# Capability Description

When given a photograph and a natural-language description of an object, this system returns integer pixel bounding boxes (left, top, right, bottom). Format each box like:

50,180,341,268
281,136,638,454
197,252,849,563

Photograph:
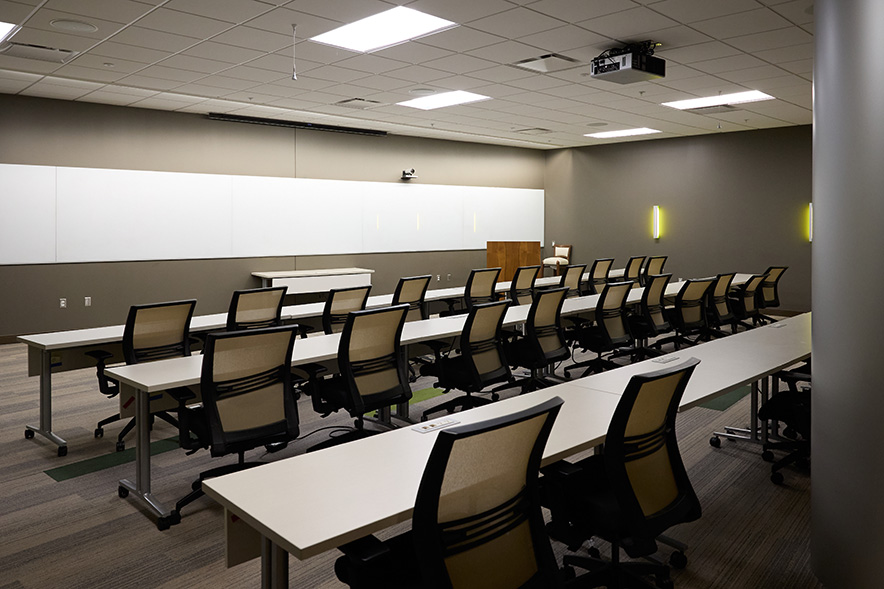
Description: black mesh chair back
630,273,672,338
595,281,634,348
465,267,501,311
559,264,587,298
200,325,300,457
672,279,714,333
642,255,668,286
588,258,614,294
730,273,767,327
322,285,372,334
459,299,512,389
708,273,736,325
760,266,788,308
604,358,702,551
392,275,432,321
527,287,570,365
412,397,564,588
510,265,540,306
226,287,287,331
624,256,646,286
338,304,411,416
123,300,197,364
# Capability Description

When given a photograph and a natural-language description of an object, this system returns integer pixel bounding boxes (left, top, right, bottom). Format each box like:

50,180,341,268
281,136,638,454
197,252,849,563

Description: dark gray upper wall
544,126,812,312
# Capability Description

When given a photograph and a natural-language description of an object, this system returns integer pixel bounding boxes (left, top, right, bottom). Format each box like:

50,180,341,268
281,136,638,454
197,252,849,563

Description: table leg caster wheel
771,472,784,485
709,436,721,448
24,429,35,439
761,450,774,462
669,551,687,569
587,546,601,559
116,441,125,452
94,427,104,439
157,511,181,530
57,446,68,457
118,486,129,499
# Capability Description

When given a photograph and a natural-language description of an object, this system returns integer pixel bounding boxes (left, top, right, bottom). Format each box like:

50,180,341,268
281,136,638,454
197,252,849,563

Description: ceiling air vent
511,53,580,73
334,98,383,109
0,42,79,63
685,104,739,115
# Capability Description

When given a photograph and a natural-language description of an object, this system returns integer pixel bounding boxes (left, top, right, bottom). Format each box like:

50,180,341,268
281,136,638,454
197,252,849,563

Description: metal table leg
118,386,174,529
262,537,289,589
24,349,68,456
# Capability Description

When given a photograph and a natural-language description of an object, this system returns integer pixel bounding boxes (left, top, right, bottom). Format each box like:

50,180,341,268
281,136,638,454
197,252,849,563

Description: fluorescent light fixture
662,90,774,110
653,205,661,239
310,7,456,53
0,21,18,43
808,202,813,243
585,127,661,139
397,90,490,110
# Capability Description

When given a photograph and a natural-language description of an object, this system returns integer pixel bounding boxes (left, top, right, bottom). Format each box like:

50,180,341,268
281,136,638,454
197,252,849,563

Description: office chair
760,360,811,485
392,275,432,321
564,281,634,378
624,255,646,287
86,299,197,452
627,273,673,361
587,258,615,294
641,255,668,286
542,358,702,589
308,304,411,450
728,274,767,331
556,263,586,299
510,265,541,306
167,325,300,528
504,287,570,394
225,286,287,331
543,243,572,276
697,272,736,341
322,285,372,334
335,396,565,589
441,267,501,316
756,266,788,324
422,300,514,421
654,278,714,350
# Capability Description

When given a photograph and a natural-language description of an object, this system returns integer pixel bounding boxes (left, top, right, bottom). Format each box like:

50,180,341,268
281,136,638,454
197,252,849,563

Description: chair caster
656,576,674,589
156,511,181,531
709,436,721,448
118,486,129,499
57,446,68,457
491,393,499,401
587,546,601,559
771,471,784,485
95,427,104,438
761,450,774,462
24,429,35,439
669,551,687,569
192,480,202,492
116,441,125,452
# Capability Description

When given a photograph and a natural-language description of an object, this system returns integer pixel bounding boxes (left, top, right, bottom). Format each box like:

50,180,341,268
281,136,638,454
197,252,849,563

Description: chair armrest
85,350,114,362
85,349,120,398
338,535,391,563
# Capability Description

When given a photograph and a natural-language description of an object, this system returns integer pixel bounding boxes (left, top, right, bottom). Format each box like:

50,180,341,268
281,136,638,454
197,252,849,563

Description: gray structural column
813,1,884,586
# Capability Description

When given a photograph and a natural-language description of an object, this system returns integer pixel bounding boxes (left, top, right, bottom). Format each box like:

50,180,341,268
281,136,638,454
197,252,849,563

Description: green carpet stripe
700,385,751,411
44,437,180,482
409,387,446,404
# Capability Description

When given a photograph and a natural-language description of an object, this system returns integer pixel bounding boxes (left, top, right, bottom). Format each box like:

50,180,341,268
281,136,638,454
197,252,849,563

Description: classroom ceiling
0,0,813,149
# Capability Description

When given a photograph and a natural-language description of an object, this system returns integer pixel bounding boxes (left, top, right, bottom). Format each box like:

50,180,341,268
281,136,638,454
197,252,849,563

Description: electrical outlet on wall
59,298,67,309
84,296,92,307
447,273,451,281
436,275,441,281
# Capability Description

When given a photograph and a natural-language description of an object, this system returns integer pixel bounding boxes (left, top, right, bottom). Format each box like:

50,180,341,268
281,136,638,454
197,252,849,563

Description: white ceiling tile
293,39,354,64
0,78,34,92
755,43,813,64
51,63,128,82
428,74,493,91
20,8,126,40
44,0,153,24
137,7,232,38
727,26,813,53
405,0,513,23
578,7,679,40
21,80,96,99
282,0,391,24
691,53,767,74
188,74,260,90
469,7,566,39
657,41,741,64
336,53,409,75
385,64,451,84
96,84,158,97
111,26,201,52
466,40,547,65
466,64,534,83
181,41,264,64
647,25,712,50
159,54,231,75
136,64,207,82
0,0,37,23
346,74,412,91
691,8,793,40
519,25,608,54
717,64,790,84
212,26,292,52
247,8,338,38
529,0,641,23
0,54,59,74
422,53,495,74
220,64,289,83
301,64,372,83
89,41,171,64
247,52,294,72
77,89,144,105
169,82,235,97
649,0,761,23
412,26,504,53
770,0,815,25
66,53,146,74
0,68,42,81
130,96,199,110
371,40,454,65
779,58,812,75
9,27,100,52
163,0,273,24
503,73,571,91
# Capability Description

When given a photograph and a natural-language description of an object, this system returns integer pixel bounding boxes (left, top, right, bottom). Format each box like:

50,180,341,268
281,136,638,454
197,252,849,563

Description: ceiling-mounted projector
590,41,665,84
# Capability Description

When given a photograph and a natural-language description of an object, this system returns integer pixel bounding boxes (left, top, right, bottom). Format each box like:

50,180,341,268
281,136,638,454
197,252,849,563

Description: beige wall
0,95,543,338
544,125,812,312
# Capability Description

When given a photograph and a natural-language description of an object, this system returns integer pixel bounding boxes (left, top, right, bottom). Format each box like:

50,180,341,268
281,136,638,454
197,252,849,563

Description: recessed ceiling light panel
662,90,774,110
310,7,456,53
585,127,661,139
0,21,17,43
397,90,490,110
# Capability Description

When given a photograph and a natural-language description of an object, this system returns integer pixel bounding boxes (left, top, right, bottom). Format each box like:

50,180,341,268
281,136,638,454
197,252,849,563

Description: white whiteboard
0,163,544,263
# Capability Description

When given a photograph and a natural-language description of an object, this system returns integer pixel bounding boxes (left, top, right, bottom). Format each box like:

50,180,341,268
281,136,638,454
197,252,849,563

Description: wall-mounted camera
401,168,417,180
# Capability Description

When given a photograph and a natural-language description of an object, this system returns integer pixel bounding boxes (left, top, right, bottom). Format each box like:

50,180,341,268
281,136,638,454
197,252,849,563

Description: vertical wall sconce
808,202,813,243
653,205,661,239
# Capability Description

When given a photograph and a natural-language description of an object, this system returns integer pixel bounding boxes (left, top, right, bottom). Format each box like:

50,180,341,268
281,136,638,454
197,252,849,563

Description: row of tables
16,267,628,456
201,313,811,588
